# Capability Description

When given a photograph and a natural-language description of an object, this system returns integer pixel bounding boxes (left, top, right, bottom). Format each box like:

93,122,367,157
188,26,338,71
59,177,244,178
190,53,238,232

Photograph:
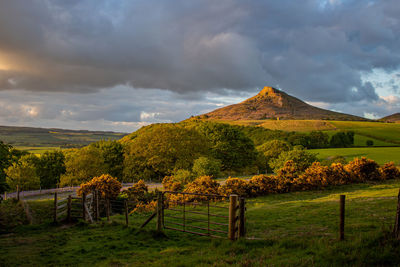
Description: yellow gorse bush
78,174,122,199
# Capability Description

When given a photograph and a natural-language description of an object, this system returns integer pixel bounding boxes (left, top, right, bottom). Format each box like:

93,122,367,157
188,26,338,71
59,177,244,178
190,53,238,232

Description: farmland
216,119,400,146
1,180,400,266
312,147,400,165
0,125,127,153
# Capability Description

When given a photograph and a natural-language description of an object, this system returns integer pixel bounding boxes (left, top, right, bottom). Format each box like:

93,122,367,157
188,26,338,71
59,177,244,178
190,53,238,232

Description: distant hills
196,87,369,121
380,113,400,123
0,125,127,149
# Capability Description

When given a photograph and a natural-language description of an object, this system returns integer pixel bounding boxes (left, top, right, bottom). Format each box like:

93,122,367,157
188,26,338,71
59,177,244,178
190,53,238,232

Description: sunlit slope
208,119,400,145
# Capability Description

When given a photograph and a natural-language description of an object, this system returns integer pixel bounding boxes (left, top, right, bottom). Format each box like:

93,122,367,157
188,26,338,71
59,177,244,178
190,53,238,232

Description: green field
311,147,400,165
0,125,127,153
214,119,400,146
2,180,400,266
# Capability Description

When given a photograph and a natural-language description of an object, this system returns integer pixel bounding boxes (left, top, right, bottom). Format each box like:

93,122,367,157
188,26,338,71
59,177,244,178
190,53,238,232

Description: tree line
0,121,356,193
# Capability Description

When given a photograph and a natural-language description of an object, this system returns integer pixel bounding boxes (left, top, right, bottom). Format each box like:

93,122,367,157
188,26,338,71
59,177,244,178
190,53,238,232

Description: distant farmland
0,125,127,152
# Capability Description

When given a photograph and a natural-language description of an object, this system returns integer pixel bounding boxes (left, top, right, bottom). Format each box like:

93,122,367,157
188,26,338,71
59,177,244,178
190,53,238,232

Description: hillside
0,125,127,149
381,113,400,123
197,87,368,121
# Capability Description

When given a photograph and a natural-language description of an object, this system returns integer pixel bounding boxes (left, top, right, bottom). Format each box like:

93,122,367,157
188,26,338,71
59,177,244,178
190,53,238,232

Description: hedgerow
124,157,400,212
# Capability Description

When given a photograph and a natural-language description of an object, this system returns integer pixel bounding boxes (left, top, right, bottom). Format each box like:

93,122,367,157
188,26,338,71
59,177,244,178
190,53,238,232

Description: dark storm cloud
0,0,399,103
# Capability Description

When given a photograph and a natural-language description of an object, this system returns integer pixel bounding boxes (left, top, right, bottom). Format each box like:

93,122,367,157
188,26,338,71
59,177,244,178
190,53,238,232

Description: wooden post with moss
124,200,129,226
156,191,164,232
67,195,72,223
394,189,400,239
53,192,58,223
238,197,246,238
340,195,345,241
228,194,238,241
82,193,86,221
106,198,110,221
95,190,99,221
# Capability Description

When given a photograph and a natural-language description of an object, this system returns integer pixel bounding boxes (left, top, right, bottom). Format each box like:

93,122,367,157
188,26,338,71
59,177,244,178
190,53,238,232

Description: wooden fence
160,192,246,240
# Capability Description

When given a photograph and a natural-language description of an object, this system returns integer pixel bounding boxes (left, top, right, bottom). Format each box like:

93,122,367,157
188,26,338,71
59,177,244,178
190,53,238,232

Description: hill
0,125,127,150
380,113,400,123
197,87,368,121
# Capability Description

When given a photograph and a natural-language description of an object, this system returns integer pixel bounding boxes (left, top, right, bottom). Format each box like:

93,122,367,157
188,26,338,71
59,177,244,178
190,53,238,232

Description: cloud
0,0,399,101
0,0,399,131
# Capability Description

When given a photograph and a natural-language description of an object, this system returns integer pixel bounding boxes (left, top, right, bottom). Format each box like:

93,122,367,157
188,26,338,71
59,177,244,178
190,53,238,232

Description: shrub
379,162,400,180
248,174,279,196
270,149,317,173
345,157,380,182
330,163,352,185
366,140,374,147
162,175,183,191
275,160,300,192
295,162,333,190
218,177,250,197
78,174,122,199
173,169,195,184
192,157,221,178
183,176,220,201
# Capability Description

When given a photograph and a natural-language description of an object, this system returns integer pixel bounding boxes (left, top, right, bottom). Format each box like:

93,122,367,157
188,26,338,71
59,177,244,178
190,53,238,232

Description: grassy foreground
1,181,400,266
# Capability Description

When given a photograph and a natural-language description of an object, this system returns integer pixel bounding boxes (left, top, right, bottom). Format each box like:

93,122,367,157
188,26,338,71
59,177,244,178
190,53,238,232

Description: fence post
228,194,238,241
53,192,58,223
106,198,110,221
394,189,400,238
239,197,246,238
125,200,129,226
67,195,72,223
340,195,345,241
4,192,6,200
17,185,20,201
95,189,99,221
82,193,86,221
156,191,164,232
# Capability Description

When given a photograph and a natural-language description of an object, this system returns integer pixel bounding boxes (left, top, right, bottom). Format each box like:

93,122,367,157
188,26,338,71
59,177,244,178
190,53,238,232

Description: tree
330,131,354,148
194,122,257,172
0,141,12,193
60,147,106,186
5,155,40,191
37,151,66,189
192,157,221,178
288,133,311,148
308,131,329,148
123,124,211,181
257,140,291,171
366,140,374,147
269,149,318,173
89,140,124,180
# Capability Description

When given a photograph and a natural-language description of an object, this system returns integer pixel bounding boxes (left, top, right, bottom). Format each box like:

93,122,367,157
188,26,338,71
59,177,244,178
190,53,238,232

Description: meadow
1,180,400,266
218,119,400,146
312,147,400,165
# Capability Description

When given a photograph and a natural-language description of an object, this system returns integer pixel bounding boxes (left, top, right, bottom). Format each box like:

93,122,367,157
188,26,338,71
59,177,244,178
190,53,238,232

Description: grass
214,119,400,145
2,180,400,266
311,147,400,165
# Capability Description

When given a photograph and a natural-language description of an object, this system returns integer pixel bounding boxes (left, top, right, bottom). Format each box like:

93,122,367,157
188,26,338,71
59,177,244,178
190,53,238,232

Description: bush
366,140,374,147
218,177,250,197
295,162,334,190
0,199,29,232
183,176,220,201
270,149,317,173
162,175,183,191
379,162,400,180
330,163,352,185
78,174,122,199
192,157,221,178
345,157,380,182
248,175,279,196
173,169,195,184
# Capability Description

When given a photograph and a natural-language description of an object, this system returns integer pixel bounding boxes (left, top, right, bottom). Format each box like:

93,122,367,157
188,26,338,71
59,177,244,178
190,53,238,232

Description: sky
0,0,399,132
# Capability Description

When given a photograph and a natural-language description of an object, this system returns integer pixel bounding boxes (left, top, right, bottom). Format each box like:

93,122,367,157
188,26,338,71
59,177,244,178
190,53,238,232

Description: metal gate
159,191,245,240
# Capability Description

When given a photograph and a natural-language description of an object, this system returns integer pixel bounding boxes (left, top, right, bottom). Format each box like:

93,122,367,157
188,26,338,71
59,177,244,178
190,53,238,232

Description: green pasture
311,147,400,165
2,180,400,266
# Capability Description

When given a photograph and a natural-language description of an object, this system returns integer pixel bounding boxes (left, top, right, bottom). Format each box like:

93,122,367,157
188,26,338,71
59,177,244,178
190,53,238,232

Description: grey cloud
0,0,399,103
